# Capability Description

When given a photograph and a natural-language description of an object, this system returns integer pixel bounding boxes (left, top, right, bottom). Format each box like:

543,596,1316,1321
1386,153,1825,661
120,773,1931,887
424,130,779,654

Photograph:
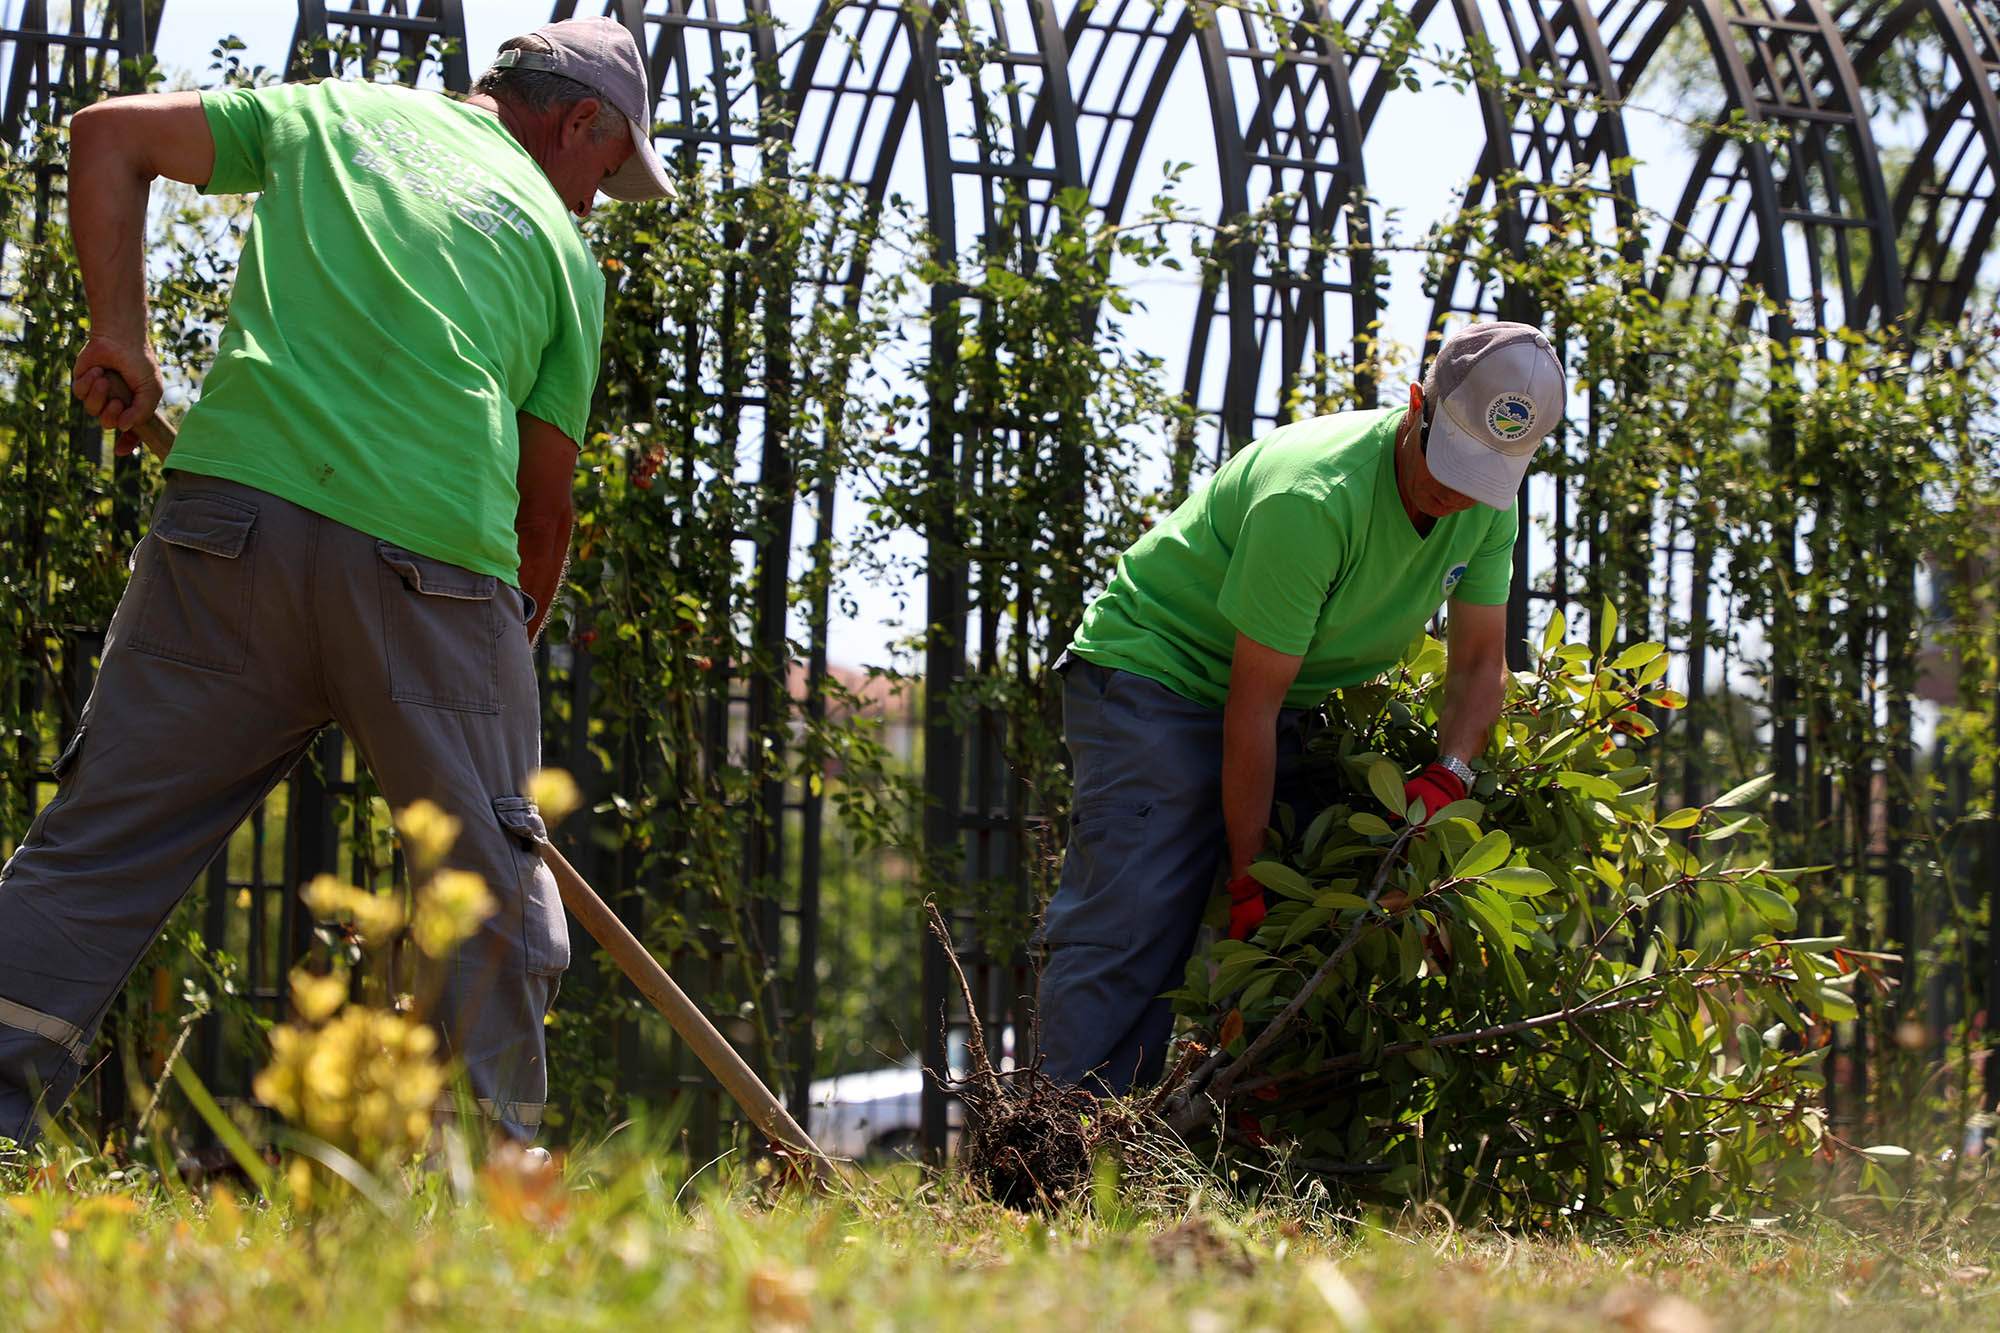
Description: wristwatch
1438,755,1475,787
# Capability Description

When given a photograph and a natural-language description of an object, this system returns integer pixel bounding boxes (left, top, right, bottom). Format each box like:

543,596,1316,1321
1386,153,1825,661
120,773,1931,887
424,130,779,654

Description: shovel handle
96,372,176,461
535,839,841,1187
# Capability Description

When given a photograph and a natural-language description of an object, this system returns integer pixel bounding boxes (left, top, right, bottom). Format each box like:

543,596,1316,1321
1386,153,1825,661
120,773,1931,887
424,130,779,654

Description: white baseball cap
1423,322,1565,509
490,17,675,202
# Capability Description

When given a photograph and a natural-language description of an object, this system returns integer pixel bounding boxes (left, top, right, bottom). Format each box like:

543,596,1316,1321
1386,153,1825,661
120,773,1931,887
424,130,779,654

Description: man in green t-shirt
0,18,670,1147
1039,322,1565,1095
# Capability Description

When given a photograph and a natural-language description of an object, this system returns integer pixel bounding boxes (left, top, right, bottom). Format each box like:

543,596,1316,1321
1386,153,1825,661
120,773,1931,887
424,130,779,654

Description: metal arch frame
0,0,155,148
1421,0,1644,333
1414,0,1647,669
1849,0,2000,331
1181,0,1376,461
286,1,470,89
767,0,1099,1156
899,0,1087,1162
1659,0,1903,335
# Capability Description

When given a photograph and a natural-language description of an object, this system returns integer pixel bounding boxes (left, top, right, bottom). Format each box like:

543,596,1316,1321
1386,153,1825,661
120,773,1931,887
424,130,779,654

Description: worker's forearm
1221,697,1281,878
515,508,571,645
1435,659,1504,763
69,112,154,347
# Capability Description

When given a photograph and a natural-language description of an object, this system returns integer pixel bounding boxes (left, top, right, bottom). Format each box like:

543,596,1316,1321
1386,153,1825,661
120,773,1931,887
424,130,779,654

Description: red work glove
1400,763,1468,822
1226,873,1268,941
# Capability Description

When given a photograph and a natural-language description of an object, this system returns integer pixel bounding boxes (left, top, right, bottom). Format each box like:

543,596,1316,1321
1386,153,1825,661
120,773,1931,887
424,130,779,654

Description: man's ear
560,97,603,147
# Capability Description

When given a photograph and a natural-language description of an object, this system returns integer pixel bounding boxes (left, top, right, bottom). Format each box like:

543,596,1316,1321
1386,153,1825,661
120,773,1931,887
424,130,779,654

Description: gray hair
474,44,626,143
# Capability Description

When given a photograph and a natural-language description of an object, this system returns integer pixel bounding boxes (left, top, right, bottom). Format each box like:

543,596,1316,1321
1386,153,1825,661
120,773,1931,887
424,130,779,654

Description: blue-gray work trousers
1035,655,1316,1095
0,474,568,1143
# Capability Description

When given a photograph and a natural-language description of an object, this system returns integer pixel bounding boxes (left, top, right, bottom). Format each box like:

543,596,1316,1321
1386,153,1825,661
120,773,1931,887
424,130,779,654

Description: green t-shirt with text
169,79,606,580
1070,408,1516,710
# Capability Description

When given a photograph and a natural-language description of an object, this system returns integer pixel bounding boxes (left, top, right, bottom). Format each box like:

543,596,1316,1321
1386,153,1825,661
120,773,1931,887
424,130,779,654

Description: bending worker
1037,321,1565,1095
0,17,672,1144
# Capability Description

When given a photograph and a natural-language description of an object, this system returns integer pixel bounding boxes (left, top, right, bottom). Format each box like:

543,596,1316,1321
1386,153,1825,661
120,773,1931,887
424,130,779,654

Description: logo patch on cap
1486,393,1536,441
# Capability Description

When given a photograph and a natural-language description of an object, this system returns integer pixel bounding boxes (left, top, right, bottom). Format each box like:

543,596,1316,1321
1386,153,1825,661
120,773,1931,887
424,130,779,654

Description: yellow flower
395,799,462,875
412,869,495,958
526,768,582,828
254,1006,449,1170
304,874,406,948
289,968,348,1025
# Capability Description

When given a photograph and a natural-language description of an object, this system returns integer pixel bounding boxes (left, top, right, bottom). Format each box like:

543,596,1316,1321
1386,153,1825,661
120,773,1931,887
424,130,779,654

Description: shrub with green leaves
1155,606,1855,1225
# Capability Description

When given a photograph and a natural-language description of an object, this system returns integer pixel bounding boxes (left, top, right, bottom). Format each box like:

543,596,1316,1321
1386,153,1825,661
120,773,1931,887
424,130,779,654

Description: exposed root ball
961,1080,1100,1210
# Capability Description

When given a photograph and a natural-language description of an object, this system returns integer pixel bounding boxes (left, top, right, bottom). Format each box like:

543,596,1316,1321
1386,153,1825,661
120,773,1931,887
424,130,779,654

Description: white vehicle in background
806,1026,1015,1161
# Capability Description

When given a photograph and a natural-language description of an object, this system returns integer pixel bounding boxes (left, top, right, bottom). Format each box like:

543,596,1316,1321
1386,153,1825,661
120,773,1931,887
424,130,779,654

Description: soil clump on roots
960,1077,1101,1209
927,904,1132,1209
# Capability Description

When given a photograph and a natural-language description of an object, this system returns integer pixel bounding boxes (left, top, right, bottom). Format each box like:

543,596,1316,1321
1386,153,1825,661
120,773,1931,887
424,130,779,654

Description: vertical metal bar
1986,615,2000,1115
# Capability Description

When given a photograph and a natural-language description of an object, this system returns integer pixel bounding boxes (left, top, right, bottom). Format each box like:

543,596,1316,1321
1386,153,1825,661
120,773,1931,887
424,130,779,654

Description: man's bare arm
515,413,579,645
1437,599,1509,765
1222,632,1305,877
68,92,217,432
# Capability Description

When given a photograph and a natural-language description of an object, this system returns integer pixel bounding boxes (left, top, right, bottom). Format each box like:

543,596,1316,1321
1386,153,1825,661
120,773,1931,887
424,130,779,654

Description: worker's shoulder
1236,407,1395,500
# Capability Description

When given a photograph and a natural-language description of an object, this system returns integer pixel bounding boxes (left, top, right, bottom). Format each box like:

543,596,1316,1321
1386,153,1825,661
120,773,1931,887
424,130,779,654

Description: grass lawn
5,1134,1999,1332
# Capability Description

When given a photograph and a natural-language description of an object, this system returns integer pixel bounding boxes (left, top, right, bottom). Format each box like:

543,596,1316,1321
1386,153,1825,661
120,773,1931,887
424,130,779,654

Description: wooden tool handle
535,839,841,1187
97,372,177,461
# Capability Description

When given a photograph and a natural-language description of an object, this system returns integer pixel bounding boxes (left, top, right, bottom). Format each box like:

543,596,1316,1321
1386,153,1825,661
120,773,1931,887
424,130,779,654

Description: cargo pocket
376,543,501,713
1039,801,1154,950
494,795,569,977
131,492,258,674
50,725,86,783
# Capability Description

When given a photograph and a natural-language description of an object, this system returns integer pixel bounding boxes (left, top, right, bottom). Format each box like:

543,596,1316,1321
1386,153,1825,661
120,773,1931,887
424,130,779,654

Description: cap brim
1426,415,1532,510
603,117,675,202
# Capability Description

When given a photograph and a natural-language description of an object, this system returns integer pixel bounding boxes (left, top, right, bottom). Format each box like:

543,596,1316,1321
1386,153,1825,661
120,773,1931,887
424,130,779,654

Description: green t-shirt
1070,408,1516,710
170,79,606,580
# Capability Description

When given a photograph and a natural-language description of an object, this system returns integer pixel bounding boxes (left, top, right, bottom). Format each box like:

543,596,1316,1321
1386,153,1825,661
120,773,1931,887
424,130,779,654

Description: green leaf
1815,986,1859,1023
1367,758,1407,818
1742,884,1797,929
1280,905,1335,948
1655,807,1700,830
1348,812,1393,838
1429,798,1484,824
1700,815,1755,842
1541,609,1566,652
1314,891,1370,911
1713,773,1776,808
1597,598,1617,656
1397,920,1424,981
1247,861,1314,900
1301,806,1338,859
1609,641,1665,670
1460,890,1516,950
1453,830,1512,879
1483,865,1555,897
1407,1043,1446,1076
1556,770,1621,800
1736,1021,1764,1081
1858,1144,1912,1163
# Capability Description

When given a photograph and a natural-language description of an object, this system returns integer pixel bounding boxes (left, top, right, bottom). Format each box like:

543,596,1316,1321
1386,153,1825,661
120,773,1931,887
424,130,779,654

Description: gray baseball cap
1424,322,1565,509
490,16,674,202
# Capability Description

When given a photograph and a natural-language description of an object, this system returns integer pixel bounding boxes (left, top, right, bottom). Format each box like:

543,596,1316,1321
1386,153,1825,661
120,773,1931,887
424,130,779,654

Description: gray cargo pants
0,474,568,1144
1036,654,1318,1096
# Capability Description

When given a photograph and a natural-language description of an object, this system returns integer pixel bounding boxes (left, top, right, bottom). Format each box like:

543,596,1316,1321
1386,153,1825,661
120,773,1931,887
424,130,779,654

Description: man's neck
465,93,544,159
1392,410,1435,536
